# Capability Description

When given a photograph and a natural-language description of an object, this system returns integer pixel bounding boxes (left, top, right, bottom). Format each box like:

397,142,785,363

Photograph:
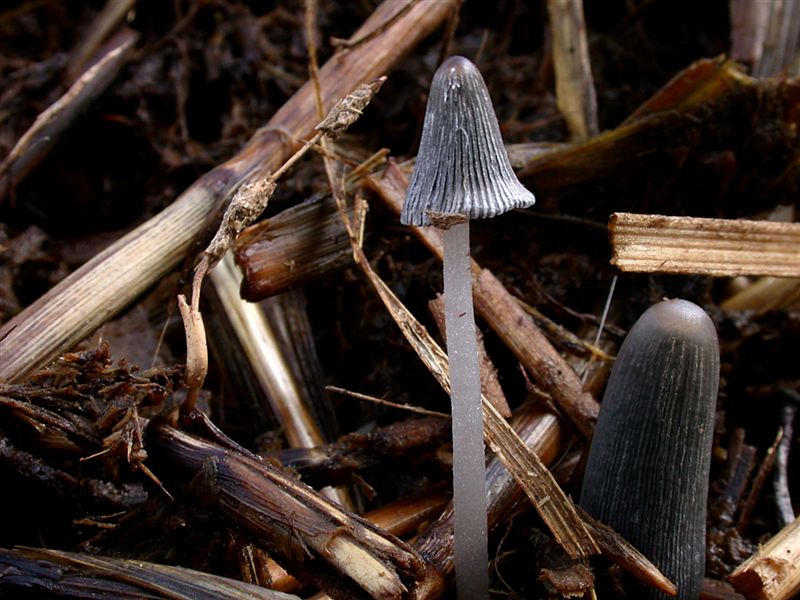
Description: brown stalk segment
609,212,800,277
235,195,353,300
270,417,450,487
257,485,453,594
66,0,138,81
151,423,435,600
365,163,599,438
0,28,139,201
728,515,800,600
546,0,598,140
481,398,599,558
0,0,457,384
473,269,599,437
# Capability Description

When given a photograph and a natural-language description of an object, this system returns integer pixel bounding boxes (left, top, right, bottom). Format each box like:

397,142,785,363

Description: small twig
737,427,783,532
326,385,449,418
0,28,139,202
66,0,138,82
775,393,797,526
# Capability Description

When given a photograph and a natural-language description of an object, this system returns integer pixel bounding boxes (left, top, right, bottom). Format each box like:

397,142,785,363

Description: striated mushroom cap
580,298,720,600
401,56,535,227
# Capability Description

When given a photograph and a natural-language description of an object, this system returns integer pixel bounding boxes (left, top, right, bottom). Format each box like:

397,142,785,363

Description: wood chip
729,515,800,600
609,213,800,277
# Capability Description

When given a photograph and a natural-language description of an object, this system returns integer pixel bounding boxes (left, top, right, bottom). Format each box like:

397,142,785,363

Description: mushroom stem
442,221,489,597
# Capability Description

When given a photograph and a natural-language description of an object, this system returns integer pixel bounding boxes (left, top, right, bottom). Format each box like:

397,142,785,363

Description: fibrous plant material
580,299,720,599
517,58,754,190
0,547,300,600
345,241,597,566
609,212,800,277
401,55,536,598
209,253,325,449
151,422,434,600
271,417,450,487
729,515,800,600
249,485,453,594
368,163,600,438
235,194,354,300
0,28,139,202
546,0,598,140
0,0,457,384
180,77,385,413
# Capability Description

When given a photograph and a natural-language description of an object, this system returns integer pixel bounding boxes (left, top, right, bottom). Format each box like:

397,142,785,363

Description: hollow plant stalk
442,221,489,596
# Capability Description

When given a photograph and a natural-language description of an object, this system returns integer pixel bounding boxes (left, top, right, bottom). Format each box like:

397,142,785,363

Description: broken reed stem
152,423,433,599
0,0,456,383
206,254,351,505
729,515,800,600
609,212,800,277
255,485,453,594
546,0,598,140
208,254,325,449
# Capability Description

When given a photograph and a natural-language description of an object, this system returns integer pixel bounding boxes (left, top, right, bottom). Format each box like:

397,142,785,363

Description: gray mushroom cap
580,298,720,600
401,56,535,227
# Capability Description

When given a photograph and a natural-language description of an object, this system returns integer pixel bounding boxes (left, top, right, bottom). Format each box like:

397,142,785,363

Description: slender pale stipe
401,55,535,599
443,221,489,596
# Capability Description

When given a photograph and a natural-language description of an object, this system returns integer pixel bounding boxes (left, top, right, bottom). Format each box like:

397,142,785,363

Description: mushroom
401,55,535,597
579,298,720,599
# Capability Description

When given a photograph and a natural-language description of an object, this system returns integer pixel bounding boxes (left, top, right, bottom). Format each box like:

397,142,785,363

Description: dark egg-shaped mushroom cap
580,298,720,600
401,56,535,227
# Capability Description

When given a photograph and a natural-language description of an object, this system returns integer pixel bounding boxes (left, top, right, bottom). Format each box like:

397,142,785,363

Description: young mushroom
401,55,535,598
579,298,720,599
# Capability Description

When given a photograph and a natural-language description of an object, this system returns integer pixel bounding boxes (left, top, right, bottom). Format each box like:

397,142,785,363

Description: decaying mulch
0,1,798,599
